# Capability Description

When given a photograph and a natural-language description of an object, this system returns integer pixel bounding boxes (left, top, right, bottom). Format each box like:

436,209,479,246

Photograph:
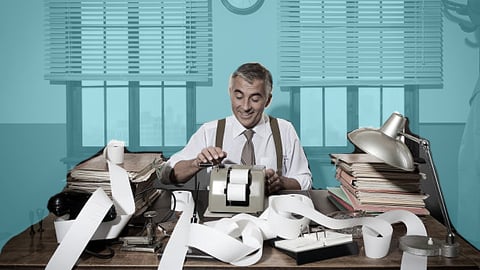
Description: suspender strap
215,118,226,149
269,116,283,176
215,116,283,175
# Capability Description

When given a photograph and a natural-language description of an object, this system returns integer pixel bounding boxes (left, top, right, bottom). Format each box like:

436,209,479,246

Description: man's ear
265,93,272,108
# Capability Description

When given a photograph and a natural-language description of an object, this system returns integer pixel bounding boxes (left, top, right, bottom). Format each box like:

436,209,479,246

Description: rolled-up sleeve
280,121,312,190
167,123,210,168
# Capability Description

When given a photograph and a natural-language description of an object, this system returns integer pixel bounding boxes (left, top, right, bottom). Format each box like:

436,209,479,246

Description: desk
0,190,479,269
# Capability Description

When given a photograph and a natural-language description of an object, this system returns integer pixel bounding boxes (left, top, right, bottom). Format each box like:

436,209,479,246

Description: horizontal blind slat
277,0,442,87
45,0,212,82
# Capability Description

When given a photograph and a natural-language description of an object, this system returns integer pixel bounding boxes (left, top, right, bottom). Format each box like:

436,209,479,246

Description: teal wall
1,0,479,251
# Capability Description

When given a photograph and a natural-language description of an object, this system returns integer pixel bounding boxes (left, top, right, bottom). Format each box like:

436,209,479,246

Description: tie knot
243,129,254,140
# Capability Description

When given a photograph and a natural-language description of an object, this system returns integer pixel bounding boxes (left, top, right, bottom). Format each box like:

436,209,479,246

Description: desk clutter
42,142,452,270
158,191,431,270
328,153,430,215
67,151,164,216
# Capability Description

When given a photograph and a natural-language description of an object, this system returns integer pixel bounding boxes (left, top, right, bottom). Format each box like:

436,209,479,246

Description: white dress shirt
167,114,312,190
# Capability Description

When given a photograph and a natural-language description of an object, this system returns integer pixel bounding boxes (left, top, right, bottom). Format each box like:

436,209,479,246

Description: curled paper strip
53,161,135,242
47,161,135,270
46,188,113,270
158,191,195,269
159,193,428,270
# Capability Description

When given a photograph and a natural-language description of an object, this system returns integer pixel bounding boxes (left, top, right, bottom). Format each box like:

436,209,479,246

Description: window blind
45,0,212,82
278,0,442,87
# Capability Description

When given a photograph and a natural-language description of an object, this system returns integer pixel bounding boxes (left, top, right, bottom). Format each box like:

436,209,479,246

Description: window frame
64,81,196,167
288,85,419,162
46,0,213,167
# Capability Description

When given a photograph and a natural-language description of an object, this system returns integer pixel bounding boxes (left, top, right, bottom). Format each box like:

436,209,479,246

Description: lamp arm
401,133,456,245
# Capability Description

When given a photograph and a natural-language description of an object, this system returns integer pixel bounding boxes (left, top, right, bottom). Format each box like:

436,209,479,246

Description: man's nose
241,99,251,110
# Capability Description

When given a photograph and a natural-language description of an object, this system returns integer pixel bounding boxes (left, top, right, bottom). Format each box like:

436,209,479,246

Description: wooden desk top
0,190,478,269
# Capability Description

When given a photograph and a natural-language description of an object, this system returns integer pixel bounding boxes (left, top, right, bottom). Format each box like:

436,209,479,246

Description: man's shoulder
268,115,294,129
199,116,234,130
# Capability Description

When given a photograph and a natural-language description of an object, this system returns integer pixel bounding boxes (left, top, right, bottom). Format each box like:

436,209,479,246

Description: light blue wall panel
0,0,478,252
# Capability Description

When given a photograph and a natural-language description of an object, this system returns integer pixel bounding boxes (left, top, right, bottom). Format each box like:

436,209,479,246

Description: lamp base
399,235,459,257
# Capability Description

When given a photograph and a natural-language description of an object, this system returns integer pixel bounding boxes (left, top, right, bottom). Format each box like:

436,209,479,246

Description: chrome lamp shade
347,112,414,171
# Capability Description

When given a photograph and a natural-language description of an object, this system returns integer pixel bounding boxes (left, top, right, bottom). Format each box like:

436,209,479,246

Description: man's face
229,76,271,129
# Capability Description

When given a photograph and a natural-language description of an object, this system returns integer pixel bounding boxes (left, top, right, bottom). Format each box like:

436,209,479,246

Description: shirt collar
230,114,270,139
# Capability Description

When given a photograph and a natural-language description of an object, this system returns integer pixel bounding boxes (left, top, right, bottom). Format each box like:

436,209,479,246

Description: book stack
67,152,165,216
328,153,429,215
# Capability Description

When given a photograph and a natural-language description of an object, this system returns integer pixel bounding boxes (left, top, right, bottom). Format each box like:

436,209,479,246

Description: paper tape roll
103,140,125,164
229,168,249,184
227,183,246,201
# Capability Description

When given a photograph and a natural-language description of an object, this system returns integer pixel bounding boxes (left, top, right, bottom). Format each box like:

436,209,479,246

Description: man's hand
171,147,227,183
265,168,301,195
194,146,227,168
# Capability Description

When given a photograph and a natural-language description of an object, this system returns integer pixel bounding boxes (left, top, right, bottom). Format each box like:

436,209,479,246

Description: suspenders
215,116,283,176
215,118,226,150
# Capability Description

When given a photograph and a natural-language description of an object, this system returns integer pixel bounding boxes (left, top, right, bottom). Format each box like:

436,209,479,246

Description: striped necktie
241,129,255,165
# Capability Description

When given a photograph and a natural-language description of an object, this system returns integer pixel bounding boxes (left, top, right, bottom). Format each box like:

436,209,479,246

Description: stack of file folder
67,152,164,216
328,153,429,215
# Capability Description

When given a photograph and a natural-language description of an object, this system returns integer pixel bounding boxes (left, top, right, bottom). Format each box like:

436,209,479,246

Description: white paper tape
103,139,125,164
53,161,135,242
158,191,195,270
159,193,428,270
46,188,113,270
229,168,249,184
189,223,258,264
109,160,135,216
227,183,246,201
48,160,135,270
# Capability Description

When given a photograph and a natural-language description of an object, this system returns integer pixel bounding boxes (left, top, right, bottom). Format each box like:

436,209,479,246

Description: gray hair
229,62,273,96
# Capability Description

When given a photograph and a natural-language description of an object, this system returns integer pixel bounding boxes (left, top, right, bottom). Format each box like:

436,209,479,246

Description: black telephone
47,190,117,222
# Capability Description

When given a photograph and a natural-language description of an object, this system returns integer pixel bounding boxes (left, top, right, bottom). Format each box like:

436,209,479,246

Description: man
162,62,312,194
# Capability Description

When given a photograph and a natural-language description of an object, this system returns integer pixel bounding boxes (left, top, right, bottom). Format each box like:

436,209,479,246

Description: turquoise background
1,0,479,251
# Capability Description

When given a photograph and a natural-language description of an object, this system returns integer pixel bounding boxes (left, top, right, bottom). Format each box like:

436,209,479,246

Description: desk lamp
347,112,459,257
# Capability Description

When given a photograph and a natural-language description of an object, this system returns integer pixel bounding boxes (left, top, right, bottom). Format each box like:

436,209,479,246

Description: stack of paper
328,153,429,215
67,152,164,216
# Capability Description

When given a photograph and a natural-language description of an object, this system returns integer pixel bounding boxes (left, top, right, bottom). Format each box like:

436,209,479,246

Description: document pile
67,152,164,216
328,153,429,215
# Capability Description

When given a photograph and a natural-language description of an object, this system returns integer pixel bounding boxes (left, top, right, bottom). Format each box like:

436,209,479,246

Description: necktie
241,129,255,165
